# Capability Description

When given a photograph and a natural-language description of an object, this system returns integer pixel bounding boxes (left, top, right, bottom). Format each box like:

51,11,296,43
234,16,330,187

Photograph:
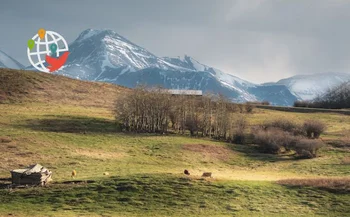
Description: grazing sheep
71,170,77,178
202,172,212,178
103,172,109,176
184,169,190,175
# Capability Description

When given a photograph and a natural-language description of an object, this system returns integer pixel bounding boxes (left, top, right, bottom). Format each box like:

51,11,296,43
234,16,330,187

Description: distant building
167,89,203,96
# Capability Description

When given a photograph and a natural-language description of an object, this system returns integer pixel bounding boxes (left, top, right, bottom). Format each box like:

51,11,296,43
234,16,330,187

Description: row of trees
294,81,350,109
115,87,250,142
115,86,328,158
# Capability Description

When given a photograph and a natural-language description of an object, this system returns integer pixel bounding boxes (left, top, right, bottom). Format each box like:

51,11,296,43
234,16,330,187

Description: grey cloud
0,0,349,83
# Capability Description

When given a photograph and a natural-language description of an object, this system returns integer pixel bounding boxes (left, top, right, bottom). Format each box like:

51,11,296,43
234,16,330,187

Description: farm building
167,89,203,96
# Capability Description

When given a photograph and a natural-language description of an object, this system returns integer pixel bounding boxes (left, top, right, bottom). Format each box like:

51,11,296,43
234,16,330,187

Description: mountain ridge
5,28,350,105
55,28,297,105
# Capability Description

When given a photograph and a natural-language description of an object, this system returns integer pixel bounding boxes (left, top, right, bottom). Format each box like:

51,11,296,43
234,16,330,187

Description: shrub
245,103,255,113
303,120,326,138
262,119,300,133
294,139,325,158
281,133,301,151
294,100,310,108
253,129,295,154
232,116,247,144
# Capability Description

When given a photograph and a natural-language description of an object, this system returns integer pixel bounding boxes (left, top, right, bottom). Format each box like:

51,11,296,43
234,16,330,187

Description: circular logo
27,29,69,73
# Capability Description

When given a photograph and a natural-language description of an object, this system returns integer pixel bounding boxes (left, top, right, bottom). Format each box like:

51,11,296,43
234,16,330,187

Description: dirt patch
342,157,350,165
182,144,233,161
74,149,125,159
0,137,12,143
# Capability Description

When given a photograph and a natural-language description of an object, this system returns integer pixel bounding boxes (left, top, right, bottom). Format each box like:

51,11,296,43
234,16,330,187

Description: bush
253,129,297,154
280,133,301,151
232,116,247,144
294,139,325,158
253,119,326,158
303,120,326,138
262,119,300,133
254,129,281,154
294,100,310,108
245,103,255,113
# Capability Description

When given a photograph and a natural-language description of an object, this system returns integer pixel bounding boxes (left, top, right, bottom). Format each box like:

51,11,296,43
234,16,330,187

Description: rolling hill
0,68,349,216
0,68,127,108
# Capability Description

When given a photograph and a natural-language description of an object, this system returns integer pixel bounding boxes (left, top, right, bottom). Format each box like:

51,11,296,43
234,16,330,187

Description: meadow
0,69,349,216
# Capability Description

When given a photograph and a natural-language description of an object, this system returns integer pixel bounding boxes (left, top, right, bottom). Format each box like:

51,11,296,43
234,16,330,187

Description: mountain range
269,73,350,100
1,28,350,105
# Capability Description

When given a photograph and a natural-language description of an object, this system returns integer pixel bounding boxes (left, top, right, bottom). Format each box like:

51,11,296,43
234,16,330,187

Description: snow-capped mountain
0,50,24,69
55,29,297,105
269,73,350,100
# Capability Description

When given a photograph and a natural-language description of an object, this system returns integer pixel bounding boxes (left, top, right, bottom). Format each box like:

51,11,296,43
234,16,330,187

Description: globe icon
27,30,69,73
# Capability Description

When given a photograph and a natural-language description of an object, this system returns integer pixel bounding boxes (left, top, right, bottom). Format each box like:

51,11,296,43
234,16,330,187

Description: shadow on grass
18,115,171,137
0,178,11,189
19,115,119,134
227,143,296,163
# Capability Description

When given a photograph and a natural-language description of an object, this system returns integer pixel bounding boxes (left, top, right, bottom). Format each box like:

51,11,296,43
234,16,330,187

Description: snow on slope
163,55,255,90
0,50,24,69
61,29,256,95
55,29,298,105
275,73,350,100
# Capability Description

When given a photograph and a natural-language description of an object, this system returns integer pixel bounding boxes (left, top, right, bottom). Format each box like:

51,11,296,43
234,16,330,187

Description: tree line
115,86,251,142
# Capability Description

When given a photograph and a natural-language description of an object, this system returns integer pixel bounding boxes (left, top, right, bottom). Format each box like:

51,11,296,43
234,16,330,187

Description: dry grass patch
278,178,350,193
342,157,350,165
74,148,126,160
182,144,233,161
0,137,12,143
0,68,128,108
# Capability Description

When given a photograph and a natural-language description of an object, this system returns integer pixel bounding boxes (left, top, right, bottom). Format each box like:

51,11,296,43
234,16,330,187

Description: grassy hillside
0,69,349,216
0,68,128,108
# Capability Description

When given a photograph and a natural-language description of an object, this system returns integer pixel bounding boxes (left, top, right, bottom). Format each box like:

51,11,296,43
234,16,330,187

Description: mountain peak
75,29,125,43
55,28,297,105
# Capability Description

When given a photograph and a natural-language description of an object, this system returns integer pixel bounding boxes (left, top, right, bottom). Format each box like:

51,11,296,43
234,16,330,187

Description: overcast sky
1,0,350,83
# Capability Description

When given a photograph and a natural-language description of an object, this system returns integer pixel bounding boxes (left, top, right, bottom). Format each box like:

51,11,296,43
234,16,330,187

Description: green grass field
0,69,349,216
